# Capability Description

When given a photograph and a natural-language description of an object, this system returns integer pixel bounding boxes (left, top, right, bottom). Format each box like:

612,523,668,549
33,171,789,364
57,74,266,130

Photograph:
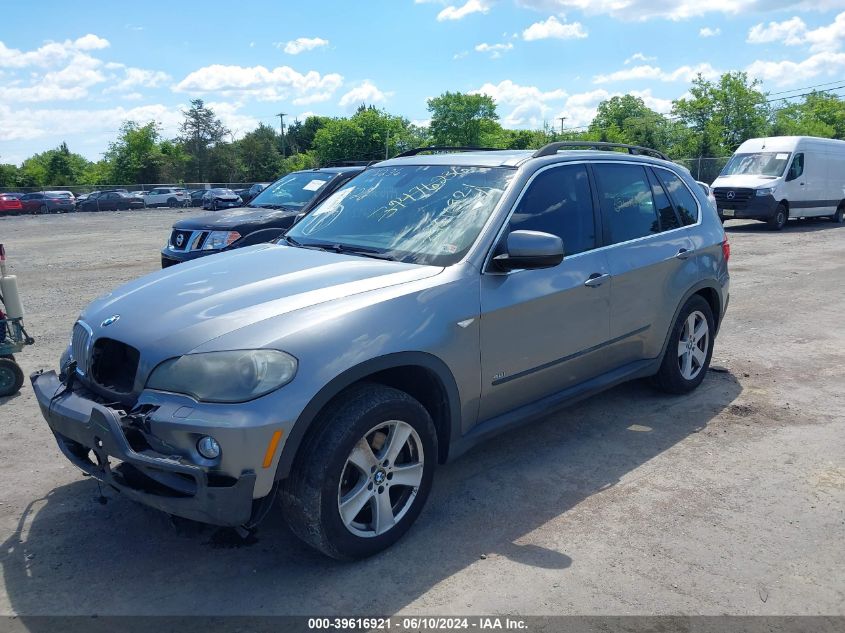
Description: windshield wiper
250,203,292,210
289,239,395,260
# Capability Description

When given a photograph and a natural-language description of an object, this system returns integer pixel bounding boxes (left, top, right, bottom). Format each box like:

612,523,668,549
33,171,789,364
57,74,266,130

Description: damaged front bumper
30,369,257,526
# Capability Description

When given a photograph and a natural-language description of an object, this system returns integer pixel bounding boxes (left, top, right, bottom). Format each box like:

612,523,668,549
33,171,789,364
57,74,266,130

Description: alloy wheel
677,310,709,381
337,420,424,538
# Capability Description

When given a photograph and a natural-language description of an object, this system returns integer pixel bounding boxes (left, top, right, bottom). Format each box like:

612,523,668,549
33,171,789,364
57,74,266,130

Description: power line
766,78,845,97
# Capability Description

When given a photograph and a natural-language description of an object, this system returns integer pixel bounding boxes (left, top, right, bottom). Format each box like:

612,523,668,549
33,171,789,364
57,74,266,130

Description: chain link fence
675,157,731,184
5,183,264,195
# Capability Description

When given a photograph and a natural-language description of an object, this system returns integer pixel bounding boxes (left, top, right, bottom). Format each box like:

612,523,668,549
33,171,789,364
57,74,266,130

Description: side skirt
448,358,660,462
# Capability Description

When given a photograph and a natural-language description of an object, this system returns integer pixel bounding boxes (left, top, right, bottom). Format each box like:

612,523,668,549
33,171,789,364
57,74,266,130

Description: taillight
722,236,730,263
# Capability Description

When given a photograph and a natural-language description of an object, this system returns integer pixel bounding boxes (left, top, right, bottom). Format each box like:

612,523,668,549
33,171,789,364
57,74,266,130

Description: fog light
197,436,221,459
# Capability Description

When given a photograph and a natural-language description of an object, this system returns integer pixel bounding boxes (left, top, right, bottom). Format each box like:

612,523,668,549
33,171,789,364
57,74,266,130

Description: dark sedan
19,192,75,214
201,188,242,210
77,191,144,212
161,166,365,267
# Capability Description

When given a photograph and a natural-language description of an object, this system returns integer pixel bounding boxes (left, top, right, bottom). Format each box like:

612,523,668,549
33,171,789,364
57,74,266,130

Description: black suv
161,166,366,268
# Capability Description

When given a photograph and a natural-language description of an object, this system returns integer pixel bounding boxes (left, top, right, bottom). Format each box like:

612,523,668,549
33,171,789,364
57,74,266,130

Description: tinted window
646,169,681,231
593,164,659,244
655,169,699,226
787,153,804,180
251,171,334,209
509,164,596,256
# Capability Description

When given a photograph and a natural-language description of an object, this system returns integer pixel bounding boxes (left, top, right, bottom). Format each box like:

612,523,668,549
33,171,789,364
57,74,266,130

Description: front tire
0,358,24,397
653,295,715,394
281,384,436,560
767,203,788,231
831,206,844,223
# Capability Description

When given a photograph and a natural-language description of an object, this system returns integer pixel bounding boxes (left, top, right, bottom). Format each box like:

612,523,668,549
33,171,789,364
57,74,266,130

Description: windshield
250,171,334,208
285,165,515,266
721,152,791,177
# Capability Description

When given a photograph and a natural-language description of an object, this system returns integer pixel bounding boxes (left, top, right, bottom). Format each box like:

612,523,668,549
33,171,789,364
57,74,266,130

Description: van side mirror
492,230,564,271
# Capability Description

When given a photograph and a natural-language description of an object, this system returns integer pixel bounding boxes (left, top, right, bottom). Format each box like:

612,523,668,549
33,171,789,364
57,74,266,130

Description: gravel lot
0,209,843,616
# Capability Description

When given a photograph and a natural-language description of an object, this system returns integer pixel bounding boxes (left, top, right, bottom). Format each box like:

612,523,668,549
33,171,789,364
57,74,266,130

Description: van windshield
720,152,791,178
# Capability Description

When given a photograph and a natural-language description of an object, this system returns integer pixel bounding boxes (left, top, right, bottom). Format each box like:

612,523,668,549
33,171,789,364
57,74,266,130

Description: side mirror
224,228,285,250
492,230,564,271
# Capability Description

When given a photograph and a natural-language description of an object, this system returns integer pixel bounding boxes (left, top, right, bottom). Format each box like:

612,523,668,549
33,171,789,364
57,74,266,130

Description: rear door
479,162,612,421
593,162,698,367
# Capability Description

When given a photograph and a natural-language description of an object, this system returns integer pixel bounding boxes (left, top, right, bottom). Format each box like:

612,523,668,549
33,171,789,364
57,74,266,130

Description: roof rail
395,146,509,157
532,141,669,161
322,160,379,167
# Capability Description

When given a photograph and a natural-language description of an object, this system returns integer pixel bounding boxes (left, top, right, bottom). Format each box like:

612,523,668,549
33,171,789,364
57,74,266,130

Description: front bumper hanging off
30,369,257,526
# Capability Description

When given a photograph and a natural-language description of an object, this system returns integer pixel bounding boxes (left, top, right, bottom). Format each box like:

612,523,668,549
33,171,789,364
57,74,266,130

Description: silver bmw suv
31,142,730,559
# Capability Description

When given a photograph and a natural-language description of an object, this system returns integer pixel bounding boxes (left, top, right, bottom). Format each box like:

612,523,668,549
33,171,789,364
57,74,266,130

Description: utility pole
385,129,390,159
277,112,287,157
558,117,567,135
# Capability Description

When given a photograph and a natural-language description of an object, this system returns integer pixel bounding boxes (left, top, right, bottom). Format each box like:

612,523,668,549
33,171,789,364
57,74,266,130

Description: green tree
0,162,19,189
673,72,769,157
427,92,500,146
179,99,229,181
284,116,331,155
15,144,90,186
313,106,419,164
104,122,164,184
237,123,282,181
771,91,845,138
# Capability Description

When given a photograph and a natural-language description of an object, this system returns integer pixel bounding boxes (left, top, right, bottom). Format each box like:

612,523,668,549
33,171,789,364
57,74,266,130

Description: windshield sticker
776,153,789,159
443,244,458,254
303,179,327,191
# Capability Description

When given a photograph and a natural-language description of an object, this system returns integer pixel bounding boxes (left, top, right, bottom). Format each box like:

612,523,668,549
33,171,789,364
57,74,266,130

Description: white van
711,136,845,230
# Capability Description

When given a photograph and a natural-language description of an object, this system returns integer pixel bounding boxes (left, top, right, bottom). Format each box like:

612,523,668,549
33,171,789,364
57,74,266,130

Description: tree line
2,71,844,189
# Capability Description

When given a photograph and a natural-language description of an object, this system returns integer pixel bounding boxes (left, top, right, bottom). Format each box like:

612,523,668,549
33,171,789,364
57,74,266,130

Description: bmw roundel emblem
101,314,120,327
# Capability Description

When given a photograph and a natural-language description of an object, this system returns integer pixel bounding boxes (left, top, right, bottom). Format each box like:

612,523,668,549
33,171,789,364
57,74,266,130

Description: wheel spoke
677,341,687,357
390,462,423,488
339,480,373,526
693,320,708,343
682,350,693,378
372,490,395,535
383,423,412,465
348,438,378,474
692,345,707,367
686,314,696,338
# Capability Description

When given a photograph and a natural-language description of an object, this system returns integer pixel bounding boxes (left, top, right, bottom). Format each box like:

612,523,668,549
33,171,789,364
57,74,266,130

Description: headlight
756,187,776,197
146,350,297,402
203,230,240,250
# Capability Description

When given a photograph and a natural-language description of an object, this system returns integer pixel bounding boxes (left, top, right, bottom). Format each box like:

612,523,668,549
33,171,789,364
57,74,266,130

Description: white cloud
593,62,719,84
437,0,492,21
522,15,587,40
474,42,514,57
280,37,329,55
747,12,845,52
746,16,808,45
472,79,568,127
453,50,469,59
624,52,656,64
338,81,390,109
0,35,110,69
699,27,721,37
173,64,344,103
107,67,171,92
514,0,845,21
746,51,845,86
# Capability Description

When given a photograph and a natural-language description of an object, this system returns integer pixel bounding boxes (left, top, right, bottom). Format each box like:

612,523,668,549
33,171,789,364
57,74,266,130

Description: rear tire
0,358,24,397
281,383,437,560
831,206,844,223
652,295,715,395
39,204,49,215
767,203,788,231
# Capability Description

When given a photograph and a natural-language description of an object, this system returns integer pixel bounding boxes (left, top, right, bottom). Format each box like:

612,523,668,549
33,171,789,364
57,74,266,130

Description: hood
80,244,442,360
173,206,297,230
711,174,781,189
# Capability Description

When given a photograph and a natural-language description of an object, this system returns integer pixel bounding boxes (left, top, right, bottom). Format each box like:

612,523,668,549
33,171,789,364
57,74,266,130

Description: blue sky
2,0,845,164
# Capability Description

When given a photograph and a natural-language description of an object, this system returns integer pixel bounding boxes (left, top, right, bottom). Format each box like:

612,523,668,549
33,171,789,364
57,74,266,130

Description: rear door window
654,168,699,226
508,164,597,256
593,163,659,245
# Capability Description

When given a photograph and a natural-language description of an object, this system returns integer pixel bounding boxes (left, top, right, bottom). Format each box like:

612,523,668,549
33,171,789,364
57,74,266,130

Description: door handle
584,273,610,288
675,248,692,260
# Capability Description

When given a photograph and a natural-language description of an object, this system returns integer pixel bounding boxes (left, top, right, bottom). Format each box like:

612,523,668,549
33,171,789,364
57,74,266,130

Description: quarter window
654,168,699,226
646,169,681,231
508,164,596,256
593,163,659,244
